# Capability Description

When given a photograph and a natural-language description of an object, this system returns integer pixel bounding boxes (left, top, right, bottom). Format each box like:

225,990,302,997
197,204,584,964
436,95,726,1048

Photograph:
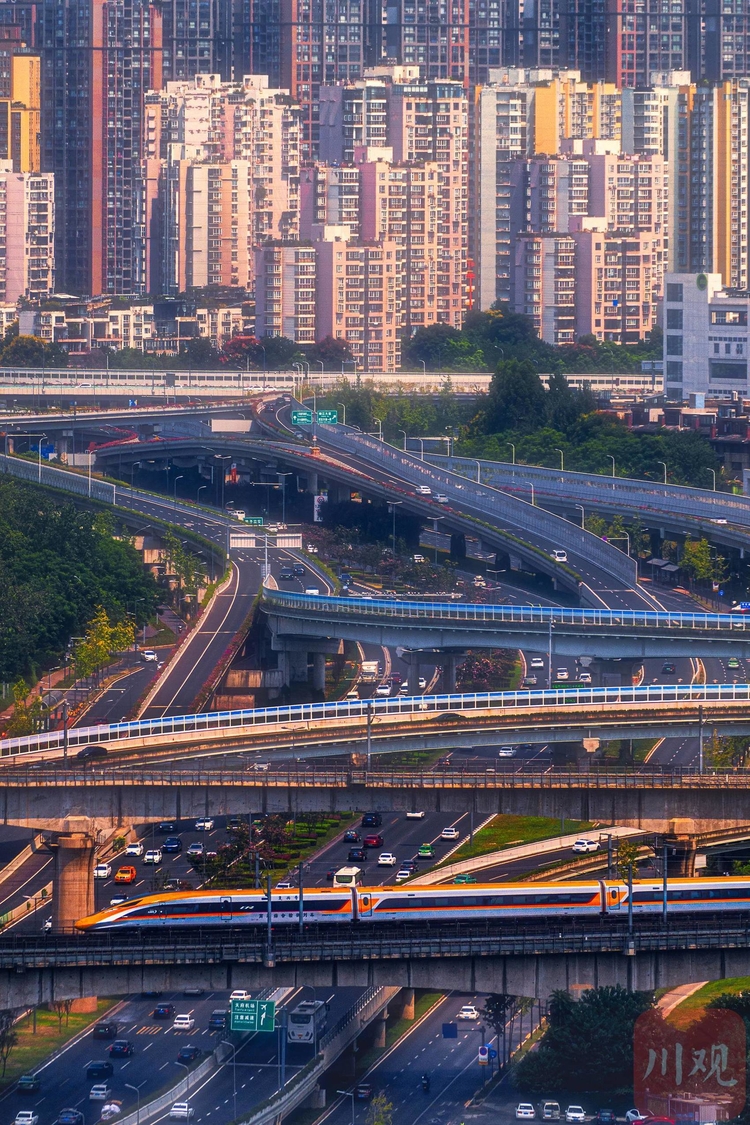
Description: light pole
706,468,716,491
608,454,616,477
173,474,184,513
658,461,667,484
337,402,347,426
420,360,426,377
336,1090,355,1125
278,471,293,526
416,437,424,461
174,1061,190,1096
388,500,402,559
608,533,631,557
125,1081,145,1125
130,460,141,499
473,459,481,483
374,418,383,440
575,504,585,528
197,483,208,505
528,481,535,506
398,429,408,451
432,515,446,564
87,448,93,496
507,442,515,465
555,448,564,471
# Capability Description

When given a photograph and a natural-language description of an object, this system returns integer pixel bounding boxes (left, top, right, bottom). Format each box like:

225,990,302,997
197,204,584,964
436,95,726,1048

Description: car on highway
306,543,318,553
157,821,177,833
15,1109,38,1125
183,987,205,997
186,843,204,858
566,1108,586,1122
279,568,295,580
661,662,676,674
453,873,477,884
173,1014,195,1031
208,1010,228,1031
76,745,108,763
435,493,449,504
108,1041,134,1058
143,849,163,864
377,852,398,866
363,833,384,848
375,682,391,696
124,842,143,857
595,1112,616,1125
169,1106,195,1120
163,837,182,853
93,1022,119,1040
114,866,136,884
457,1005,479,1020
16,1075,40,1094
498,746,516,758
625,1112,649,1122
361,813,382,828
530,657,545,669
579,671,592,684
94,863,112,879
305,586,320,595
406,810,425,819
395,869,411,881
729,657,741,669
412,554,426,564
415,485,432,495
153,1004,175,1020
572,839,599,853
56,1111,83,1125
86,1062,114,1080
141,649,158,663
355,1083,373,1101
555,668,569,680
417,843,435,858
293,565,306,577
89,1085,112,1101
516,1106,536,1120
441,827,460,840
551,549,568,563
343,830,360,842
540,1103,561,1120
100,1104,122,1122
230,990,250,1001
348,847,367,862
473,575,487,588
110,892,129,905
177,1046,202,1063
523,675,538,686
195,818,214,831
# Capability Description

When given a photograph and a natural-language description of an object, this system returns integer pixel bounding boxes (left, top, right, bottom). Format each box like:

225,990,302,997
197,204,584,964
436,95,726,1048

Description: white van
332,866,363,888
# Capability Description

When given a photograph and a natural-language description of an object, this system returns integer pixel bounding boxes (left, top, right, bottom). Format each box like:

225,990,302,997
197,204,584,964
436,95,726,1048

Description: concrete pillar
441,656,458,693
665,819,697,877
373,1018,387,1049
402,989,415,1020
305,1086,326,1110
312,652,326,693
279,650,308,686
50,817,96,933
307,472,318,494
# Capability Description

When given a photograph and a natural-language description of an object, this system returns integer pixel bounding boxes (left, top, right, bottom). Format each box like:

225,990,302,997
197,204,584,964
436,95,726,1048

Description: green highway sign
291,410,313,425
230,998,276,1032
316,410,338,424
244,516,264,526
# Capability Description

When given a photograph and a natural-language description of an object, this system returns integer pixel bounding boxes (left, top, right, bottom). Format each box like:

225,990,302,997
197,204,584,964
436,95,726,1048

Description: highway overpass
263,588,750,658
0,917,746,1005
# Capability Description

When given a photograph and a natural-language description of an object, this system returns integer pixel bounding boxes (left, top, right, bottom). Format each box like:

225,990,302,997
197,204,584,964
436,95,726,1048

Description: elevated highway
0,916,747,1005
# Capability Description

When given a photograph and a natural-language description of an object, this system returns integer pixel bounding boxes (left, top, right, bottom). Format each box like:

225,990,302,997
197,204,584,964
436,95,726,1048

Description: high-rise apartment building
143,74,301,294
254,243,318,343
0,52,40,172
0,163,54,302
36,0,162,296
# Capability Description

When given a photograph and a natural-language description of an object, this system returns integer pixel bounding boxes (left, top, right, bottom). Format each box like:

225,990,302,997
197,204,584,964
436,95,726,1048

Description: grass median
1,1000,119,1090
436,814,593,866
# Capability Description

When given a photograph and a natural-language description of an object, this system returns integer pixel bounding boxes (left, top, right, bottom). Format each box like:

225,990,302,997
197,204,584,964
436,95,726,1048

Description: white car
306,544,319,554
625,1113,649,1123
15,1111,38,1125
124,842,143,857
435,493,449,504
375,683,391,696
566,1108,586,1122
143,849,162,864
498,746,516,758
195,818,214,831
100,1104,122,1121
141,649,158,663
412,554,426,563
305,587,320,595
457,1004,479,1020
572,839,599,854
230,989,250,1001
378,852,398,867
530,657,545,669
473,576,487,588
90,1086,111,1101
169,1106,195,1120
551,549,568,563
395,869,411,881
441,827,460,840
517,1107,536,1120
94,863,112,879
579,671,592,684
415,485,432,496
555,668,569,681
172,1015,195,1031
406,811,425,819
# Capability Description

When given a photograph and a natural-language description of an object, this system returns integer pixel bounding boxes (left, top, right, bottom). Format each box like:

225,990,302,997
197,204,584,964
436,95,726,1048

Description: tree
0,334,68,368
616,839,640,879
365,1094,394,1125
6,679,45,737
485,359,546,433
180,337,219,367
304,335,353,369
0,1011,18,1076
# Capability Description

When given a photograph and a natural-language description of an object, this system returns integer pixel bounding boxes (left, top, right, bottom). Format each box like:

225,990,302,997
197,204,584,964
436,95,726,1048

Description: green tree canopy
484,358,546,433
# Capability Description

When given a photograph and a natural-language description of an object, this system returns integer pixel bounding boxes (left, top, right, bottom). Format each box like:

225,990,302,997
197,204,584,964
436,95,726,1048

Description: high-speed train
75,877,750,931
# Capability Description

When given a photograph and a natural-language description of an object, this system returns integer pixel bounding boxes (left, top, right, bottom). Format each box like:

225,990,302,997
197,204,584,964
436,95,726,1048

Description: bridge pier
49,817,96,934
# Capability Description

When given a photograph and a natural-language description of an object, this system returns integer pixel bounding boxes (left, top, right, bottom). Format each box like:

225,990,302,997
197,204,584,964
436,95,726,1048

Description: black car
339,573,353,584
343,830,360,843
76,744,107,763
361,812,382,828
661,662,676,674
293,565,305,576
177,1045,202,1063
92,1021,118,1040
595,1112,616,1124
162,837,182,853
279,568,295,580
57,1110,84,1125
153,1004,175,1020
348,847,367,862
16,1074,40,1093
157,821,177,833
401,859,419,872
227,816,243,831
183,987,205,996
208,1009,228,1031
86,1061,114,1079
109,1040,135,1058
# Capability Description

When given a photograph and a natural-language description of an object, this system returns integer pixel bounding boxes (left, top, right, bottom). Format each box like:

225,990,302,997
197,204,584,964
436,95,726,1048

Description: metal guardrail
263,586,750,631
435,454,750,529
0,450,118,503
319,984,381,1049
319,428,638,586
3,682,750,758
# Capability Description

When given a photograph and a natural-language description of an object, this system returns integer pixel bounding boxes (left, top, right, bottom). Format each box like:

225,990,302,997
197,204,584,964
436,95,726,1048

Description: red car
363,834,384,848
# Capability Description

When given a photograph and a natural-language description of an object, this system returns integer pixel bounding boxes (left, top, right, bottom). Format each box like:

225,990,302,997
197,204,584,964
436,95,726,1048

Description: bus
287,1000,328,1044
332,866,362,888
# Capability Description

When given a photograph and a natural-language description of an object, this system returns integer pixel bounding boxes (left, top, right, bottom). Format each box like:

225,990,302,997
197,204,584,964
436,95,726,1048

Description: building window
666,361,682,381
666,282,683,302
666,308,683,330
666,334,683,355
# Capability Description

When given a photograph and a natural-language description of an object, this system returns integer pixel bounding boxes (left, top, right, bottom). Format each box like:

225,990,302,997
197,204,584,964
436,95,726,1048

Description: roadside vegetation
437,814,593,865
0,1000,118,1091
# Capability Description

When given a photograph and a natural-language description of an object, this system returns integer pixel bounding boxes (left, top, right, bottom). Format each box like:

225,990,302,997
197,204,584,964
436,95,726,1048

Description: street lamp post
528,482,535,506
507,442,515,465
336,1090,356,1125
197,484,208,505
87,449,93,497
174,1061,190,1096
608,533,631,557
432,515,446,564
707,468,717,491
658,461,667,484
337,402,346,426
278,472,293,526
173,474,184,513
130,460,141,499
388,500,402,559
398,429,408,451
609,455,616,477
473,459,481,483
420,360,426,377
555,448,564,471
125,1083,142,1125
416,437,424,461
575,504,585,528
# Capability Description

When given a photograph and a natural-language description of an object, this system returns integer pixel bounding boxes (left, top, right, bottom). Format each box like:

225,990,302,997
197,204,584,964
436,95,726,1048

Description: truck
359,660,380,683
287,1000,328,1044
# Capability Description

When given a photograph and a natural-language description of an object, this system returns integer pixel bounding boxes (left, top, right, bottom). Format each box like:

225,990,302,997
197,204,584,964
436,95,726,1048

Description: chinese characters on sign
634,1010,746,1119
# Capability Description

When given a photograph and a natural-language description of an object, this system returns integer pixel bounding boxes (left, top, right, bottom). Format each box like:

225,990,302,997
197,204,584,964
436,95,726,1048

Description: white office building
663,272,750,399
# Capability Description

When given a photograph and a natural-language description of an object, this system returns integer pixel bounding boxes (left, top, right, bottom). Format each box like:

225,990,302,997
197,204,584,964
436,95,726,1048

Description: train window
163,903,202,915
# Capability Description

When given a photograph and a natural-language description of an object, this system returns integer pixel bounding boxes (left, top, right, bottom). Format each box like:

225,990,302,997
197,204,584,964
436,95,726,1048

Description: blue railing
3,682,750,758
262,587,749,632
